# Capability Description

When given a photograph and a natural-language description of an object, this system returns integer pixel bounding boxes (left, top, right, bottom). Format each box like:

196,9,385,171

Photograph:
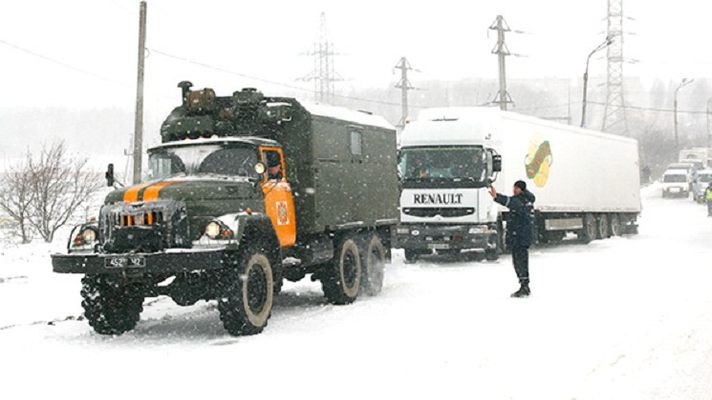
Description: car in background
692,169,712,203
662,169,691,198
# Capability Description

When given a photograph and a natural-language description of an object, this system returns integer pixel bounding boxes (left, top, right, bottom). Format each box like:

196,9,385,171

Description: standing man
489,180,536,298
705,182,712,217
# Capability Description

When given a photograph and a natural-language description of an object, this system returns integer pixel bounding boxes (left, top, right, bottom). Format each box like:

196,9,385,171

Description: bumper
51,248,229,275
394,224,497,251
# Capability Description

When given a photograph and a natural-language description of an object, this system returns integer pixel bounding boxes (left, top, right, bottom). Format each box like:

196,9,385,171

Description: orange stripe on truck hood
123,183,153,202
142,181,181,201
122,181,181,202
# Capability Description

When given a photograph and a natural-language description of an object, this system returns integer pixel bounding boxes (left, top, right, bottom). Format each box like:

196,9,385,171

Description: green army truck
51,81,399,336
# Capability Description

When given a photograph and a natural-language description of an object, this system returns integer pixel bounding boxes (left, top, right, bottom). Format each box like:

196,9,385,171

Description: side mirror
492,155,502,173
105,163,115,187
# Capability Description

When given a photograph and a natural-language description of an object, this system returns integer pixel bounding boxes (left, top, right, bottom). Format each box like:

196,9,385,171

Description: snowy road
1,185,711,400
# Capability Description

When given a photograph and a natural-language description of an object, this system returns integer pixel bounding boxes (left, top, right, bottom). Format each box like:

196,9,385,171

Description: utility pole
581,37,613,127
674,78,694,154
132,1,147,184
299,12,342,103
394,57,417,128
490,15,514,110
602,0,628,134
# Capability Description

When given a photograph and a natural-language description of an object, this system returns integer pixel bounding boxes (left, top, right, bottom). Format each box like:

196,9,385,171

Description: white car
662,170,690,198
692,169,712,203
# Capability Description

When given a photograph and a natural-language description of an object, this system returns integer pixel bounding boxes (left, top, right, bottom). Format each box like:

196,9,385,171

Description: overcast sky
0,0,709,111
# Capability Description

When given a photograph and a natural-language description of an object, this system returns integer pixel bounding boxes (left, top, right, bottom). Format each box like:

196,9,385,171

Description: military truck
52,82,399,336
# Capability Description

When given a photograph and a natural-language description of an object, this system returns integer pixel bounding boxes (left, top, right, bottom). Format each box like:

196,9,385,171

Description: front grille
402,207,475,218
113,210,165,227
99,200,189,253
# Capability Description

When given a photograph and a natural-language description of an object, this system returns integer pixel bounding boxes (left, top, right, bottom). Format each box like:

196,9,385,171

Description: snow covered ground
1,184,711,400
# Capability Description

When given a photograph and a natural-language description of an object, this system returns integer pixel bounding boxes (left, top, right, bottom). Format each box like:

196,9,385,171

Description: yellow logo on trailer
524,138,553,188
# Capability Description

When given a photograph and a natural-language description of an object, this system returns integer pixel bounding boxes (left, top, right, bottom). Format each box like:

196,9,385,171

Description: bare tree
0,156,35,243
27,142,102,243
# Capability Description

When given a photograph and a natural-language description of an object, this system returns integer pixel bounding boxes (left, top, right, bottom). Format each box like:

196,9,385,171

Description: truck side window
263,150,284,181
350,130,363,157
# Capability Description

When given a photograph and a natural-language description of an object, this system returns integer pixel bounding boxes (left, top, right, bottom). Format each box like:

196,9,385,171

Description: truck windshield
147,145,260,181
663,174,687,183
400,146,488,186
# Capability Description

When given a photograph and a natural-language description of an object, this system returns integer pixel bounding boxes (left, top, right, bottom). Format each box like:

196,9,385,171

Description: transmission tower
394,57,418,128
601,0,628,134
490,15,514,110
299,12,342,103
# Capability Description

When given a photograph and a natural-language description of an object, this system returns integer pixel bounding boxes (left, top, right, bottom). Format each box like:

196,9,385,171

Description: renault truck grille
402,207,475,218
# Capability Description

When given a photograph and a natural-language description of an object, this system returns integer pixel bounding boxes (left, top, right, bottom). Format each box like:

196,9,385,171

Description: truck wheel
578,214,597,244
597,214,610,239
404,249,420,264
218,247,274,336
322,238,361,305
81,275,144,335
485,248,499,261
361,234,386,296
609,214,622,236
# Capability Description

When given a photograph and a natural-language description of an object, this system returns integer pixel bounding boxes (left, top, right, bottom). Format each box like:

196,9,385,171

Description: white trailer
395,107,641,262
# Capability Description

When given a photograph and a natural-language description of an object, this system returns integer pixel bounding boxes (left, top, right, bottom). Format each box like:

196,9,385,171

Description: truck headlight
204,221,233,240
468,226,488,235
71,226,99,250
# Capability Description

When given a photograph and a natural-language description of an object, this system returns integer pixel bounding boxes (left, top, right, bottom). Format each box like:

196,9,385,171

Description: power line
0,38,129,87
149,48,429,109
588,101,709,115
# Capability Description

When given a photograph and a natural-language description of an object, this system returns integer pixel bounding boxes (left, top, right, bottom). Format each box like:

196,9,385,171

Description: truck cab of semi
52,82,398,337
395,109,502,263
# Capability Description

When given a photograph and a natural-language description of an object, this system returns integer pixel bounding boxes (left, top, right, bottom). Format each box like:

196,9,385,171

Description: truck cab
394,112,501,262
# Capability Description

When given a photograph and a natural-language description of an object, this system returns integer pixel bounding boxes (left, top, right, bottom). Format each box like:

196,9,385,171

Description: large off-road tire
218,247,274,336
597,214,610,239
609,214,622,237
321,238,361,305
81,275,144,335
578,213,597,244
361,234,386,296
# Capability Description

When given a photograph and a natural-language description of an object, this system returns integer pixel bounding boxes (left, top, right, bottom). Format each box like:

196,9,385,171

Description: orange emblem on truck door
260,147,297,247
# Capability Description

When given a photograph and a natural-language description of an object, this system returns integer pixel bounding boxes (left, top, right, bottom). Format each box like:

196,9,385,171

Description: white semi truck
395,107,642,262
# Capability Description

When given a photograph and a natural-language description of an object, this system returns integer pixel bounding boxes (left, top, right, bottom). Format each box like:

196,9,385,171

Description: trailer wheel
609,214,622,236
597,214,610,239
578,214,597,244
81,275,144,335
322,238,361,304
361,234,386,296
218,247,274,336
404,249,420,264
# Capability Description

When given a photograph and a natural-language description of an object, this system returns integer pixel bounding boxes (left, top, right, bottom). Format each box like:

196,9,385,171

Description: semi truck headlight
468,226,488,235
204,221,234,240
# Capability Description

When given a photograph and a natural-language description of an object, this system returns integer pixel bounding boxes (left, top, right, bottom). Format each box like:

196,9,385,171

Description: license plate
670,188,680,192
428,243,450,250
105,256,146,269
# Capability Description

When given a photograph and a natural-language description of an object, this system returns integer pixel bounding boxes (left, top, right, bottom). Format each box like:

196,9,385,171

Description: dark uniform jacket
494,190,536,248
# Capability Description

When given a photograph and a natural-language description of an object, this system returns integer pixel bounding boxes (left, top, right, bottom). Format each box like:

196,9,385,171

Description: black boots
511,282,531,298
